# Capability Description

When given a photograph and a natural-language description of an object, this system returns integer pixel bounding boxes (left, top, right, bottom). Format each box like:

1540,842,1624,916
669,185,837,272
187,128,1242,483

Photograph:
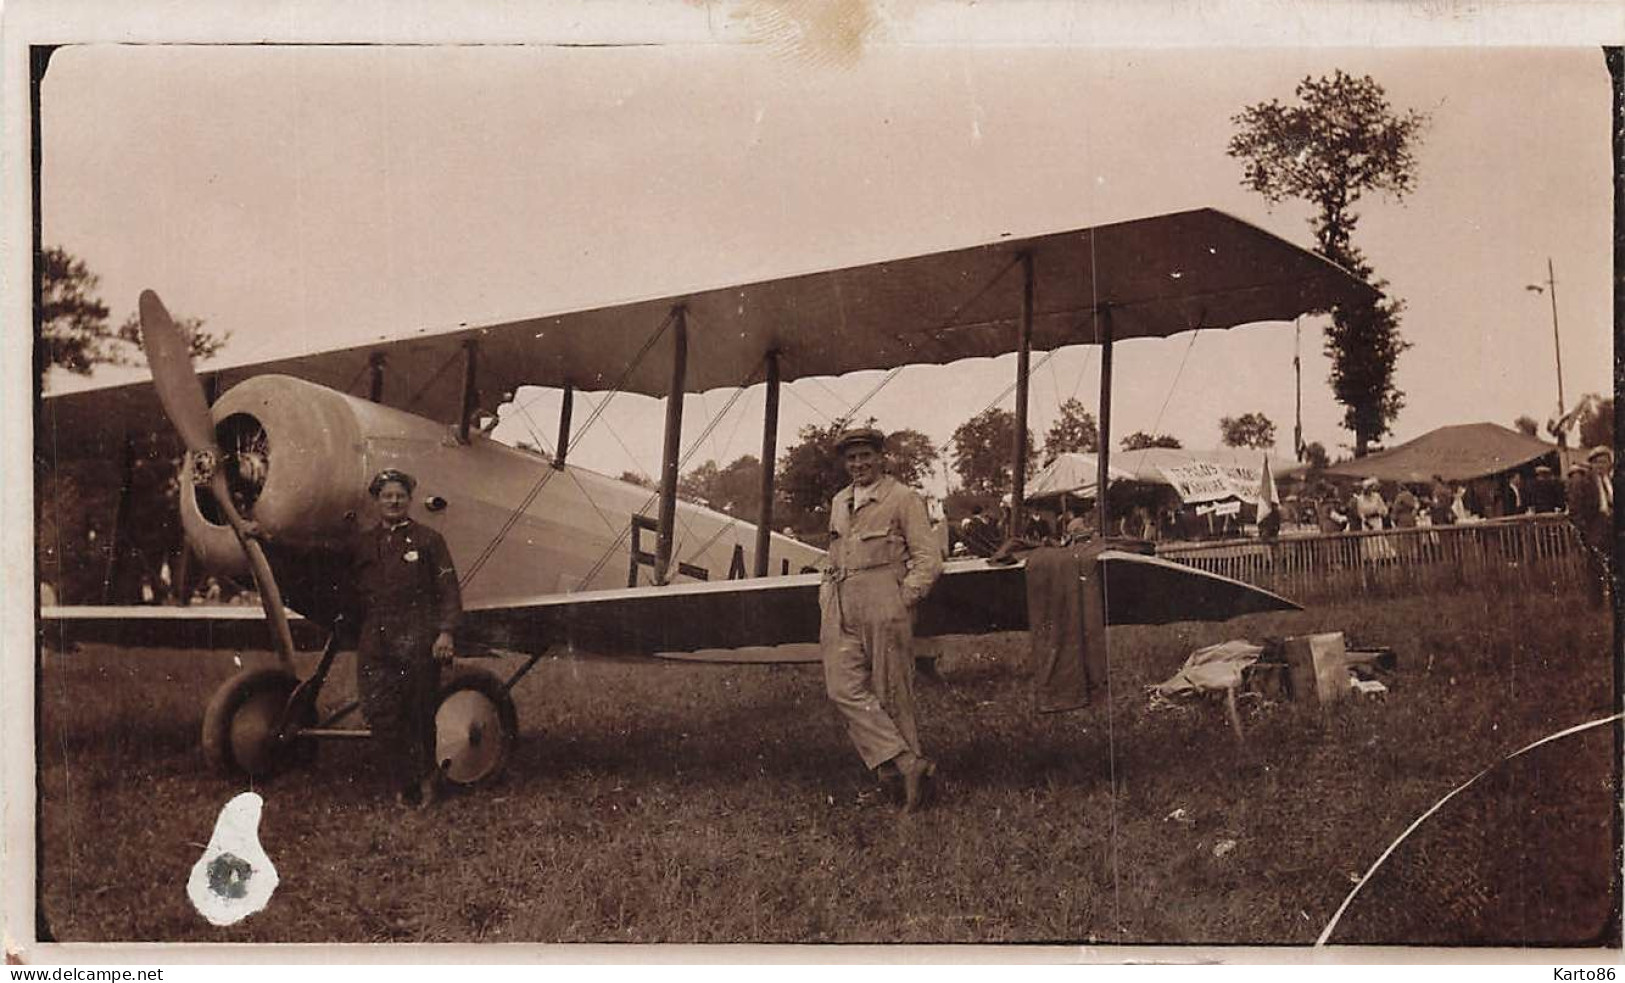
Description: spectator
1504,471,1529,515
1352,477,1389,531
1391,485,1420,529
1428,476,1456,526
1531,464,1566,513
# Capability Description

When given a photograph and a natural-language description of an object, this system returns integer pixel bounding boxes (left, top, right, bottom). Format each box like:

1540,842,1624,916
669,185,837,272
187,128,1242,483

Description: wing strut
554,383,573,470
457,340,480,443
754,349,781,577
1009,251,1035,539
367,352,385,402
654,305,688,585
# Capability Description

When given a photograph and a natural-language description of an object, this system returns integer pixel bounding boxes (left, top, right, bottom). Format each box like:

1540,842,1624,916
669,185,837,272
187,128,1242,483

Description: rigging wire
715,386,758,465
805,375,853,420
509,400,558,459
1068,344,1095,401
574,356,767,589
781,380,838,423
341,359,371,399
577,390,656,486
837,253,1025,426
459,309,678,589
403,346,467,413
575,391,711,564
1121,328,1203,473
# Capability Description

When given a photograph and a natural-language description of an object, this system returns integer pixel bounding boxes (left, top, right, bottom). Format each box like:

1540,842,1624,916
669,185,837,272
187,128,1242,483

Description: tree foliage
1121,431,1182,451
618,470,655,488
1548,393,1613,450
1513,415,1540,437
1042,398,1099,464
38,246,226,386
679,455,763,521
950,407,1034,496
1228,71,1428,456
777,419,940,533
1219,411,1278,449
36,249,226,604
1577,395,1613,451
1303,441,1331,470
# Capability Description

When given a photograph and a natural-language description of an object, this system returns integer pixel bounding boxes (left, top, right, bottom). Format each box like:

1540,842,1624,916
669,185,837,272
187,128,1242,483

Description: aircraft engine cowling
180,374,370,577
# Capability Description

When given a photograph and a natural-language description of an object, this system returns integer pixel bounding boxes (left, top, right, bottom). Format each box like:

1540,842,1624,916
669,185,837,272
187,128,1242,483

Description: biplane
37,207,1373,788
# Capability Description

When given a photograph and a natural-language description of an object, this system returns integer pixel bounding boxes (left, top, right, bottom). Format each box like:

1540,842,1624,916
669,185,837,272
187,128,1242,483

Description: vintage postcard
5,0,1620,963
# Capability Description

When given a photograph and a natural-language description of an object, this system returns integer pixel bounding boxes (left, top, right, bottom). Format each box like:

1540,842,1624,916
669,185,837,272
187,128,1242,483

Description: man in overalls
819,427,944,812
351,468,463,808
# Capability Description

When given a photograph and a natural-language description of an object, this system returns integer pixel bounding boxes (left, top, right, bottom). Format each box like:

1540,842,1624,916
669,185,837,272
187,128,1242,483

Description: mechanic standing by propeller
349,469,462,808
819,427,943,812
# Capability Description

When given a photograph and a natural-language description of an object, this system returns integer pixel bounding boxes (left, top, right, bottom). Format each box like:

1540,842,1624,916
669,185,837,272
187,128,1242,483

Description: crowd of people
1295,458,1579,535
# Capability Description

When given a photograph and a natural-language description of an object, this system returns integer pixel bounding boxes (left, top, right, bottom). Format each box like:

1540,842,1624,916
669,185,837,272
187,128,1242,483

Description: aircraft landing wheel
202,667,316,779
435,668,518,787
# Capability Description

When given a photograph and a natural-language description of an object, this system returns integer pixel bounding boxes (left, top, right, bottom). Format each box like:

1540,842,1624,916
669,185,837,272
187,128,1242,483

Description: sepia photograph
10,0,1621,956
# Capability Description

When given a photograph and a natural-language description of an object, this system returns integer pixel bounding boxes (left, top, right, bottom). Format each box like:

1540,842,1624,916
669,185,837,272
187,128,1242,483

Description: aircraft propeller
139,290,297,669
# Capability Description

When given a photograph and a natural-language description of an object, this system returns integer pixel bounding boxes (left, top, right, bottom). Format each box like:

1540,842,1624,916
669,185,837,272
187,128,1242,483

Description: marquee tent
1322,423,1561,484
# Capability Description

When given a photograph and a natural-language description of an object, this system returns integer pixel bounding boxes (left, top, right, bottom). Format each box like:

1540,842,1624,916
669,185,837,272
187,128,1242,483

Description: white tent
1026,448,1301,505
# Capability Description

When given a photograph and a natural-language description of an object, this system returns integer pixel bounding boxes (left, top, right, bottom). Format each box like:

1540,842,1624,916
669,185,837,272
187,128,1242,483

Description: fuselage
181,375,824,616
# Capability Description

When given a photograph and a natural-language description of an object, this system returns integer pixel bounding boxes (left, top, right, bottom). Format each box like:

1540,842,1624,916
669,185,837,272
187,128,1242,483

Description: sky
36,37,1614,495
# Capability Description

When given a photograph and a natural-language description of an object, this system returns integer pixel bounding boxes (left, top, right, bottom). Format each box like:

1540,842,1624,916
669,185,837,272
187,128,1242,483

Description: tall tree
950,407,1034,496
36,249,227,603
1042,398,1099,464
1121,431,1183,451
38,246,227,387
1219,412,1278,449
1228,71,1428,456
777,419,940,534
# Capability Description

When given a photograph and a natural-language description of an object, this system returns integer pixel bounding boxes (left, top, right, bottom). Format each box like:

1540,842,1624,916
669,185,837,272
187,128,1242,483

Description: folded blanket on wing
1023,543,1112,713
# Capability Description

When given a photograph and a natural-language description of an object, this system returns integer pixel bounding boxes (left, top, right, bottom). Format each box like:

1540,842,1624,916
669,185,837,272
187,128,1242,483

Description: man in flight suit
351,468,462,808
819,427,944,812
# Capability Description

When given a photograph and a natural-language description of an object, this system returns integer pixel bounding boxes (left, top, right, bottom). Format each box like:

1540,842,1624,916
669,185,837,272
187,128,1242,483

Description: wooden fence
1156,514,1588,604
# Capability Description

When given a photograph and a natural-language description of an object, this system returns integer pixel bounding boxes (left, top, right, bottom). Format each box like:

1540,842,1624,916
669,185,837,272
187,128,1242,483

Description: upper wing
41,208,1373,454
40,551,1298,660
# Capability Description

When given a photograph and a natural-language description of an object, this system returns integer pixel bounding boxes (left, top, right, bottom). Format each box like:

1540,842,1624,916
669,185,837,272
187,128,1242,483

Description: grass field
36,589,1618,945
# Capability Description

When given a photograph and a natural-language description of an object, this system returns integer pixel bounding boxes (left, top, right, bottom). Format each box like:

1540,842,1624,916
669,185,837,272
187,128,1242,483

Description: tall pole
1547,257,1567,448
655,306,688,585
1010,252,1035,539
754,350,781,577
1095,307,1116,540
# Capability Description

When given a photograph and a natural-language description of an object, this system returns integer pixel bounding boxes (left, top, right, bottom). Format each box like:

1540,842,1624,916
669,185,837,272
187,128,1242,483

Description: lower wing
39,551,1297,662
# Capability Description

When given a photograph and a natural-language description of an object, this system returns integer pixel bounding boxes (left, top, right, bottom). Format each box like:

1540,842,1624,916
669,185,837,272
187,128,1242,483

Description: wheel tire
435,668,518,787
201,667,316,779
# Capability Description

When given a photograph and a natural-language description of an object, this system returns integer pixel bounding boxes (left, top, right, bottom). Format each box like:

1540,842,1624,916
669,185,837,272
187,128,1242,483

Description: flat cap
1586,445,1613,464
368,468,417,496
834,426,885,453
